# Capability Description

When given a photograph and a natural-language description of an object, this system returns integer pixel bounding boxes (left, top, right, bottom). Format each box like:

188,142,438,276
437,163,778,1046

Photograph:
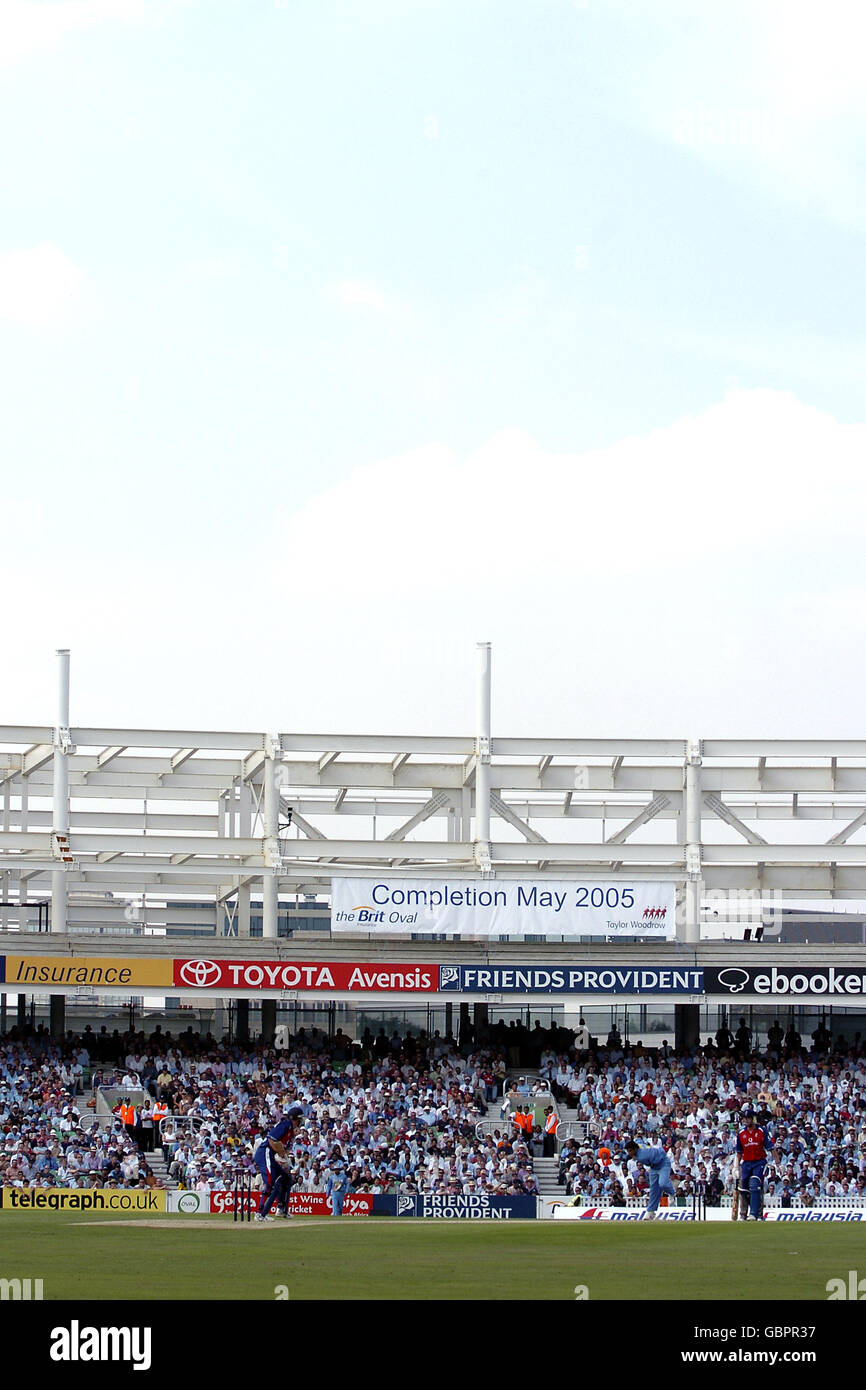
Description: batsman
736,1106,772,1222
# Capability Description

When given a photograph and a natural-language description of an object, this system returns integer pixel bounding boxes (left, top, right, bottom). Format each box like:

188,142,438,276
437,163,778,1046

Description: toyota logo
178,959,222,988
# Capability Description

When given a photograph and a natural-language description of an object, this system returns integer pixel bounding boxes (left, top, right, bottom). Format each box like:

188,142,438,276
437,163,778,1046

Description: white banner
551,1203,703,1221
166,1190,211,1215
331,878,676,939
544,1201,866,1222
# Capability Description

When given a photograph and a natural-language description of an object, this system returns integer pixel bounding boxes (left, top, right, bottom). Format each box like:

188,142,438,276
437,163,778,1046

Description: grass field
0,1212,862,1301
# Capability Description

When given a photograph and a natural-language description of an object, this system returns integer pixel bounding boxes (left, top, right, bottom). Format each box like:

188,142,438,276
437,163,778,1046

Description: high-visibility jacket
120,1103,134,1126
544,1112,559,1135
153,1102,168,1124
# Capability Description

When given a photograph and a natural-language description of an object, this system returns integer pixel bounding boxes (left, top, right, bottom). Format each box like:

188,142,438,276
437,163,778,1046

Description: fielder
325,1146,350,1216
736,1106,772,1222
625,1140,676,1219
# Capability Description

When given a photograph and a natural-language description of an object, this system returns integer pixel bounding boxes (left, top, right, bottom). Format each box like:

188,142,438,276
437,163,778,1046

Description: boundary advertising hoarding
172,959,437,992
208,1191,374,1217
170,959,703,997
393,1195,537,1219
0,956,174,989
0,1188,165,1212
705,965,866,999
439,964,702,994
548,1203,865,1222
2,957,865,1002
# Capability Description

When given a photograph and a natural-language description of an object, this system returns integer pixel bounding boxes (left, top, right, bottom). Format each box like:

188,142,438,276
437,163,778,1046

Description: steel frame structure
3,648,866,941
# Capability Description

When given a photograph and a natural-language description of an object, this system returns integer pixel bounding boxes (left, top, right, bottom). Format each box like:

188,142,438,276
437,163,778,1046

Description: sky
1,0,865,739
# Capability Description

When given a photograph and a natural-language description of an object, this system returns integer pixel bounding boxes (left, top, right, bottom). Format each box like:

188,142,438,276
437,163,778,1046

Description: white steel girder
5,710,866,919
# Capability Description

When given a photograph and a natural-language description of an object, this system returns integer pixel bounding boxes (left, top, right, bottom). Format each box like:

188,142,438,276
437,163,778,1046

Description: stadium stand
0,1026,538,1197
3,1019,865,1205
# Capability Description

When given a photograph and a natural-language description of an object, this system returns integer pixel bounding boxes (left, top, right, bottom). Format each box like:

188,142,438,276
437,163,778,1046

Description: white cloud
4,389,864,738
0,0,184,65
322,279,390,311
598,0,866,229
273,389,866,600
186,251,243,281
0,244,84,327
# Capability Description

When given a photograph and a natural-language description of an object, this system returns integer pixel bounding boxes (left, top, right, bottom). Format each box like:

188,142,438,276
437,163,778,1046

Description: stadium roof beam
9,728,866,760
385,791,450,842
279,799,326,841
216,875,258,904
242,749,267,782
170,747,196,772
826,807,866,846
96,745,127,769
489,792,548,845
13,755,866,795
605,794,670,844
703,793,768,846
22,744,54,777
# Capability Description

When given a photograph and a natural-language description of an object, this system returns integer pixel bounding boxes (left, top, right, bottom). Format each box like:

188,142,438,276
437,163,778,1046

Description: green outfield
0,1213,861,1300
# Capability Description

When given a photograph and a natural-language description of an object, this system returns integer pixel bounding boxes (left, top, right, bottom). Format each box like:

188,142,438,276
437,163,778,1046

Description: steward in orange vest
120,1100,136,1141
542,1106,559,1157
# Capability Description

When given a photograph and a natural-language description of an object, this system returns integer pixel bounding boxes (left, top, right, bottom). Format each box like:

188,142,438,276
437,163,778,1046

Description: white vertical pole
475,642,492,872
19,777,29,928
1,783,9,933
683,738,702,944
51,649,71,934
238,779,252,938
262,738,279,939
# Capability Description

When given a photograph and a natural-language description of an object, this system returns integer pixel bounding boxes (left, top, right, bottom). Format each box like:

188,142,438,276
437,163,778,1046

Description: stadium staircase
492,1069,564,1196
533,1156,562,1196
147,1150,177,1190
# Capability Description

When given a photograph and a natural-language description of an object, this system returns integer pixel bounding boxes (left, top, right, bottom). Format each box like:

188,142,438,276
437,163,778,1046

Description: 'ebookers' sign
331,878,676,939
704,966,866,998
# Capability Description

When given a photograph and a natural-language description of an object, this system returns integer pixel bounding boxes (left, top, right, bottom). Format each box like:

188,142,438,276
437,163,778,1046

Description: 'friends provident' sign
330,878,676,939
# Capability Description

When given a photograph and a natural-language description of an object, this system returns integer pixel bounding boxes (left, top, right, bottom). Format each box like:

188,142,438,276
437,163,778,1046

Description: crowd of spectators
0,1024,538,1199
4,1014,866,1206
547,1021,866,1205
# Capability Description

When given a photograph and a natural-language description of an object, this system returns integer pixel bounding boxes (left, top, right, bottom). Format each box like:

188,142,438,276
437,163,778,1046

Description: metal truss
4,651,866,939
